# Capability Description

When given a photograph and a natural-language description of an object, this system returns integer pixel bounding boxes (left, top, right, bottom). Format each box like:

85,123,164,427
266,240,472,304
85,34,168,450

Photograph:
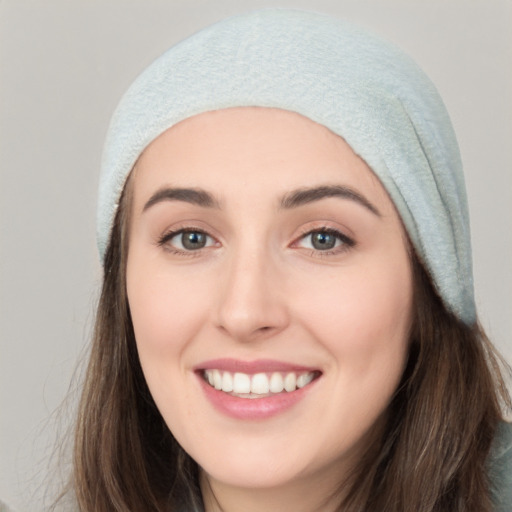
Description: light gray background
1,0,511,510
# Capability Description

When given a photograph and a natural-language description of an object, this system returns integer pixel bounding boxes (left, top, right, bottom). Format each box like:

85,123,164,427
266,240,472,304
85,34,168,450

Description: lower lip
197,374,318,420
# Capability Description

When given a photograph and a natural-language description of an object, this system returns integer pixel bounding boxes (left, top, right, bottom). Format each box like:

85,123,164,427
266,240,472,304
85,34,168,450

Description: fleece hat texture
97,8,475,324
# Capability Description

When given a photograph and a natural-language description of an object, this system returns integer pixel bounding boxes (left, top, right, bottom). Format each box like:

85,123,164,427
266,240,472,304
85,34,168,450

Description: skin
126,107,413,512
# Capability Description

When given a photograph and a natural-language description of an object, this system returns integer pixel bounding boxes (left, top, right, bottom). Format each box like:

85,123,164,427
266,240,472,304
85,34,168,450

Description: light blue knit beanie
97,8,476,324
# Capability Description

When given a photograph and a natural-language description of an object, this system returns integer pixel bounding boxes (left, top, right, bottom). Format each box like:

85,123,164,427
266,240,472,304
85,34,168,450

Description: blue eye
179,231,209,250
160,229,215,252
309,231,337,250
298,229,354,252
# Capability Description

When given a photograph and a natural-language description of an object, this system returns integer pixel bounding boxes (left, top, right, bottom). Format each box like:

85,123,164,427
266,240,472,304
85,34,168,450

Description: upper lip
194,358,320,374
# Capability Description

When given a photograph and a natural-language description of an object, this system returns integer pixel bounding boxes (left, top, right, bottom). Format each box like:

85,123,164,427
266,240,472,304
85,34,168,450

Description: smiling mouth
202,369,321,398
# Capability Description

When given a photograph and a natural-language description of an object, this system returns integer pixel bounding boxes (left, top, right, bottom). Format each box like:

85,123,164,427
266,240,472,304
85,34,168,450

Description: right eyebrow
142,187,221,212
280,185,381,217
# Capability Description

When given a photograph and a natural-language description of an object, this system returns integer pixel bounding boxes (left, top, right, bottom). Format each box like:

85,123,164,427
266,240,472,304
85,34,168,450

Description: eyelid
157,225,219,255
155,222,355,258
291,226,355,256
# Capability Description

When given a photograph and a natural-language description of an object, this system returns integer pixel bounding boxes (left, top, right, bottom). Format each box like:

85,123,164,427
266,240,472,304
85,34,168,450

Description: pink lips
195,358,321,420
196,358,319,374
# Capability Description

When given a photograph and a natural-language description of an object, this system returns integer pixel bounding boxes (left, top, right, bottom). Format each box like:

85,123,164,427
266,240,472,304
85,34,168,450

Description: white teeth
233,372,251,394
251,373,270,394
297,372,314,388
284,373,296,392
221,371,233,392
269,372,284,393
203,369,317,396
213,369,222,390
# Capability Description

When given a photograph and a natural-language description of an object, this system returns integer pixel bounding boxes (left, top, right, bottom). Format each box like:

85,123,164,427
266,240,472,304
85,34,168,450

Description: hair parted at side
62,178,511,512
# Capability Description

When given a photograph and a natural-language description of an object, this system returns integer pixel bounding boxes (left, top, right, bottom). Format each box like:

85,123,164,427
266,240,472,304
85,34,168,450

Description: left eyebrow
279,185,381,217
142,187,221,212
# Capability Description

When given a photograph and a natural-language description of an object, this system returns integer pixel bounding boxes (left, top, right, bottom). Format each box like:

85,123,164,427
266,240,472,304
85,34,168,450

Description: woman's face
127,108,413,497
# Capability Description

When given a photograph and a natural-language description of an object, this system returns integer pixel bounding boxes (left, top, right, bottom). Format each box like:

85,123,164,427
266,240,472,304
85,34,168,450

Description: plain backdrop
1,0,511,510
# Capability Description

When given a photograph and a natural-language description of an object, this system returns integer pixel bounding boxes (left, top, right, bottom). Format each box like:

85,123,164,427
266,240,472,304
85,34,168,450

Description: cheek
126,264,207,437
295,255,413,382
295,258,412,446
127,266,208,358
125,261,210,434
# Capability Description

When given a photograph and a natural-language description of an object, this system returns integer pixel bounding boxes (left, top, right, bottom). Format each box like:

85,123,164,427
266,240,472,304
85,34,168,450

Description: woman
66,9,511,512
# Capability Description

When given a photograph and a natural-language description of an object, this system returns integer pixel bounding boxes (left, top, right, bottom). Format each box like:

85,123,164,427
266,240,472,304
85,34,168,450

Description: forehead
132,107,390,210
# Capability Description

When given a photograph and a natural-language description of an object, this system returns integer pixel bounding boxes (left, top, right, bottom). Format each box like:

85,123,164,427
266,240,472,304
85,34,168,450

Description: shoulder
488,421,512,512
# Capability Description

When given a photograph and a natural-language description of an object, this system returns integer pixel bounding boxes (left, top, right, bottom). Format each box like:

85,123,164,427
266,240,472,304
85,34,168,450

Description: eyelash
157,227,216,258
295,227,355,257
157,226,355,258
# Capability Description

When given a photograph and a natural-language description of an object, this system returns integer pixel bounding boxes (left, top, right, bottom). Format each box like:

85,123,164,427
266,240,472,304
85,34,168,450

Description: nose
214,246,290,342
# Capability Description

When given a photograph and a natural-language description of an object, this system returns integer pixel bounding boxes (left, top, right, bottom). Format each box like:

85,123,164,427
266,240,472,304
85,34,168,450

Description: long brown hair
66,181,510,511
